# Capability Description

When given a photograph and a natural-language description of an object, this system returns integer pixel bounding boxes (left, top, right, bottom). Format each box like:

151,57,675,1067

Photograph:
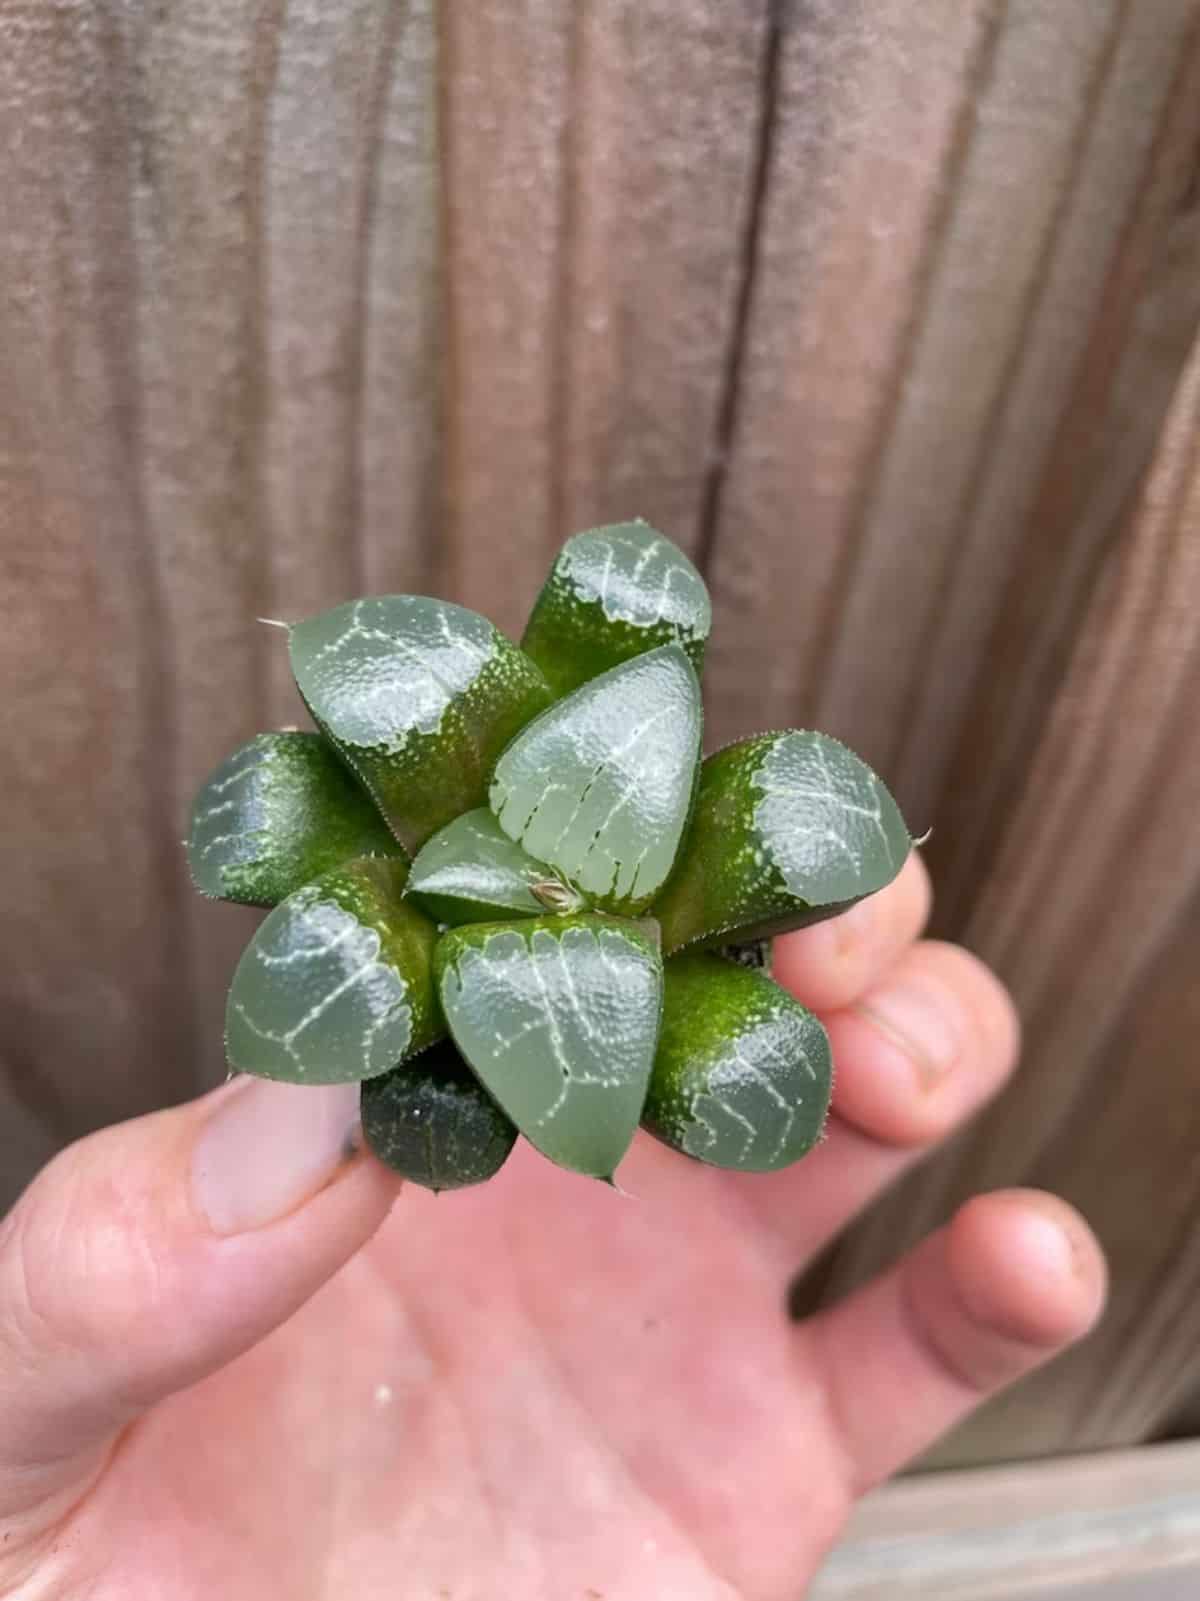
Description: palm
73,1134,844,1601
11,878,1100,1600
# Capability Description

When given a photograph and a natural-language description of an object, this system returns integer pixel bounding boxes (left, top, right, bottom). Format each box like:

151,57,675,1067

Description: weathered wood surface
2,0,1200,1465
814,1440,1200,1599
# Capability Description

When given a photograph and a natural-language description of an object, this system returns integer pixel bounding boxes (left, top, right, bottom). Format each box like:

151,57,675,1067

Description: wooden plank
0,0,198,1136
819,327,1200,1464
0,0,441,1180
700,0,1200,1463
705,0,1200,763
439,0,769,635
813,1441,1200,1599
702,0,1005,748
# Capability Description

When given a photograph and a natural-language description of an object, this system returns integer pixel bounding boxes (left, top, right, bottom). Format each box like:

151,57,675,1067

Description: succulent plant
188,521,912,1189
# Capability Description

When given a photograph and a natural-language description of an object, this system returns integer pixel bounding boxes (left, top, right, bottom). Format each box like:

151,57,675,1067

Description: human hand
0,854,1105,1600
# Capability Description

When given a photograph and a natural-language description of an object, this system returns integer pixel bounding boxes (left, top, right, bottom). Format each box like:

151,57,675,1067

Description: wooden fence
3,0,1200,1468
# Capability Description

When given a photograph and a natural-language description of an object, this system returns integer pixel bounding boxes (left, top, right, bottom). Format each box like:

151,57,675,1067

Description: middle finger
715,939,1020,1273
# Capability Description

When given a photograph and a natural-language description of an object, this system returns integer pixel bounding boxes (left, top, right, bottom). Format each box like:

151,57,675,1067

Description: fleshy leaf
360,1039,517,1191
289,596,552,854
521,520,711,697
489,645,702,915
642,953,831,1171
435,914,663,1180
225,857,439,1083
655,731,911,954
187,732,402,907
407,808,586,926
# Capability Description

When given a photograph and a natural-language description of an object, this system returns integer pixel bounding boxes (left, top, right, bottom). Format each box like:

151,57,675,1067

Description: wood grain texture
814,1440,1200,1599
439,0,769,634
2,0,1200,1467
0,0,440,1208
820,326,1200,1465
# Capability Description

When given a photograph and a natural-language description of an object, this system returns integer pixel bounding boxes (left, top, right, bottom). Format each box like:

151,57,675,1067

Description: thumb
0,1075,398,1518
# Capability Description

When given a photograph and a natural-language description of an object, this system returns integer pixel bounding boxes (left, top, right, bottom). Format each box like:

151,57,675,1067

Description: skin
0,854,1106,1601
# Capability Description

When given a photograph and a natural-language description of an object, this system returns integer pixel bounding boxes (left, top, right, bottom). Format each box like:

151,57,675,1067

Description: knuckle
1,1142,175,1368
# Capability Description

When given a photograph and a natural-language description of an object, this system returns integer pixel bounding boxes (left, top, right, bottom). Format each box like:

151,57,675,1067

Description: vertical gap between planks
246,0,287,698
548,3,584,551
934,10,1200,934
694,0,783,582
803,0,1010,723
432,2,460,599
890,0,1129,791
99,6,196,1107
344,0,408,601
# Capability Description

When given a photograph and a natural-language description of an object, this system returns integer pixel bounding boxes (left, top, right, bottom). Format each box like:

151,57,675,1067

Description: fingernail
192,1079,363,1235
1017,1194,1089,1282
857,981,961,1089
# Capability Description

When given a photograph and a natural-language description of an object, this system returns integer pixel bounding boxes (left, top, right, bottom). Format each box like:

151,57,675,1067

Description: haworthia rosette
521,519,712,697
654,731,911,954
289,596,552,854
489,645,702,915
642,953,831,1171
406,807,586,926
435,914,663,1180
186,731,401,907
225,857,440,1083
360,1040,518,1191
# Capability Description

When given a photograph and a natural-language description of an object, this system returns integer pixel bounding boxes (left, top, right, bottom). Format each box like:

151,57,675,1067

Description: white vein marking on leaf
708,1094,758,1161
498,778,571,839
282,956,383,1042
197,831,243,857
556,937,598,1042
489,1016,545,1055
438,607,491,667
364,994,412,1072
307,601,488,715
759,809,859,868
529,940,574,1128
688,1101,722,1155
757,1028,817,1083
770,786,881,822
232,1001,303,1069
632,539,657,581
625,844,652,902
783,752,898,869
544,760,607,859
654,562,677,624
732,1045,793,1162
689,1094,756,1161
465,817,506,849
256,921,359,968
598,544,615,614
194,798,240,825
571,705,675,879
238,903,410,1071
204,758,262,798
595,933,634,991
